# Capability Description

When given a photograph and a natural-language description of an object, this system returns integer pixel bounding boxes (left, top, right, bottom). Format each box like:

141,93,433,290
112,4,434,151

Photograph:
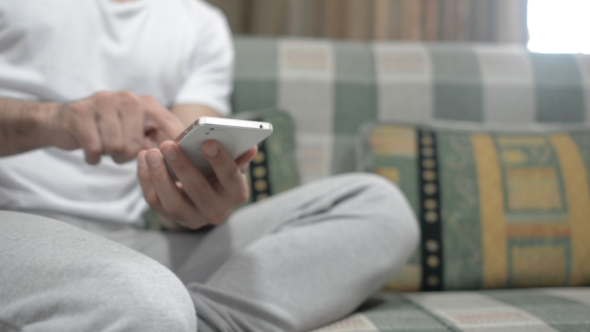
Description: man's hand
47,91,184,164
137,140,258,230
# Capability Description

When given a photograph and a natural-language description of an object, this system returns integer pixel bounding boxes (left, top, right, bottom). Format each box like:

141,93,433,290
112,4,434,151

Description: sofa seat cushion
315,288,590,332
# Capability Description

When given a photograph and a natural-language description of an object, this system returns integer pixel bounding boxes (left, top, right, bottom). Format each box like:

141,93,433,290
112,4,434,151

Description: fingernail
162,147,178,161
147,151,161,168
239,163,249,173
137,151,147,167
203,144,218,158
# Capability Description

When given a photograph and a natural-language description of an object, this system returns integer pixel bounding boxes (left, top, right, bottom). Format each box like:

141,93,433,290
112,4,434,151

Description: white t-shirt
0,0,234,224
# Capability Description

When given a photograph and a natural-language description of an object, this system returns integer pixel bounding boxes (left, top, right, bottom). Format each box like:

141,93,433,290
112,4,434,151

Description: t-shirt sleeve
173,8,234,116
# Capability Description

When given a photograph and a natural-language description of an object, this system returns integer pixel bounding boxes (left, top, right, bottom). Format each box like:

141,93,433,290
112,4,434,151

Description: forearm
0,98,60,157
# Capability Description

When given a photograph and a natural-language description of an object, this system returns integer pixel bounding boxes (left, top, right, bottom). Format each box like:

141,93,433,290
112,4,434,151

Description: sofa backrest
232,37,590,183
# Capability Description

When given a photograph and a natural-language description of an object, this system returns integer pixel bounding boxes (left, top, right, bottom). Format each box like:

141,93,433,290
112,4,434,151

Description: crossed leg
0,174,419,332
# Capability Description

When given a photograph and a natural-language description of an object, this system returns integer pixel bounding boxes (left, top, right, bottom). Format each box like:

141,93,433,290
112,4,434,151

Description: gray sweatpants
0,173,419,332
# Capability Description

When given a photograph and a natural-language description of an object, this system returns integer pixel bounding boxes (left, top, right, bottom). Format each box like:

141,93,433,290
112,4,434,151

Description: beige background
205,0,529,43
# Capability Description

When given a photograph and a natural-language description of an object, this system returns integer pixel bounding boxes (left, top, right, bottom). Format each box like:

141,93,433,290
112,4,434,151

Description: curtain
205,0,529,44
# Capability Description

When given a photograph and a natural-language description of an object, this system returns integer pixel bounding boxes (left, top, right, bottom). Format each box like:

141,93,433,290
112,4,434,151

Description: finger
145,148,206,230
201,141,249,206
159,141,225,221
95,93,125,160
141,96,184,141
65,105,103,164
117,91,144,163
236,146,258,173
137,150,162,210
143,133,159,150
138,151,188,231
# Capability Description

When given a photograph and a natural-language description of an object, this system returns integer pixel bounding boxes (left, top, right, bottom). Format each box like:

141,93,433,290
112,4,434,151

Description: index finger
117,92,144,161
236,146,258,173
141,96,184,140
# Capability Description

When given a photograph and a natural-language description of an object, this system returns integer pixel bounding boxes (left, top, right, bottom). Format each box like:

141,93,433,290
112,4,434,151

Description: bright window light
528,0,590,54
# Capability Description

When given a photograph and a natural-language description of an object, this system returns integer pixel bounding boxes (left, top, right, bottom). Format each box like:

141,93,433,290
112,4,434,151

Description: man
0,1,419,331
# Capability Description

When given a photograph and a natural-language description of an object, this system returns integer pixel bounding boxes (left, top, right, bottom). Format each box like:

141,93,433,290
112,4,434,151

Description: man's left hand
137,140,257,230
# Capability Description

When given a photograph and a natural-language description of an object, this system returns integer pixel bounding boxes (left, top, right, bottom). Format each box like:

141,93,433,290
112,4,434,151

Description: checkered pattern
233,37,590,184
314,288,590,332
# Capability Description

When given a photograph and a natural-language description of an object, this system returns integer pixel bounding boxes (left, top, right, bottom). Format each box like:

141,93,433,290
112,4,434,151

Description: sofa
230,36,590,331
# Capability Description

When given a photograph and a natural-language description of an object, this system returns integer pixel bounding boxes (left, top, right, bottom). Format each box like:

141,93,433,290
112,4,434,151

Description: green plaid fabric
313,288,590,332
233,37,590,185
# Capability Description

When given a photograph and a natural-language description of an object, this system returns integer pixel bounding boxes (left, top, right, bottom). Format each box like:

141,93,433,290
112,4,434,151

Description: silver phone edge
196,117,273,131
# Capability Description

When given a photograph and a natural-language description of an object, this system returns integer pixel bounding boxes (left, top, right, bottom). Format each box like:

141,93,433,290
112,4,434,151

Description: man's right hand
46,91,184,165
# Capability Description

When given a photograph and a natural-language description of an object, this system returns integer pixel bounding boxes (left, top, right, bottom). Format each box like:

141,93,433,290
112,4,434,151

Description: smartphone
170,117,273,178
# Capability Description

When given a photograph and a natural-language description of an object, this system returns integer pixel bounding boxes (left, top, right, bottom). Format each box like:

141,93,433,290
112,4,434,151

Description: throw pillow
358,123,590,291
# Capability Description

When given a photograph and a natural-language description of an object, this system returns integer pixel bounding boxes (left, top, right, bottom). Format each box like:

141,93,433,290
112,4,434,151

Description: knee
0,211,196,332
343,173,420,256
88,256,197,332
374,173,420,241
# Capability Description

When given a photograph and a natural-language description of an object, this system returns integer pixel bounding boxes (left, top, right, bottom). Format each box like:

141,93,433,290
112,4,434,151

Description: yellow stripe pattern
550,134,590,286
471,134,508,288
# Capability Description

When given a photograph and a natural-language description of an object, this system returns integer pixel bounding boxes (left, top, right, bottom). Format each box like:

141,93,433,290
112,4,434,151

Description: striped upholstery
358,124,590,292
233,37,590,184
